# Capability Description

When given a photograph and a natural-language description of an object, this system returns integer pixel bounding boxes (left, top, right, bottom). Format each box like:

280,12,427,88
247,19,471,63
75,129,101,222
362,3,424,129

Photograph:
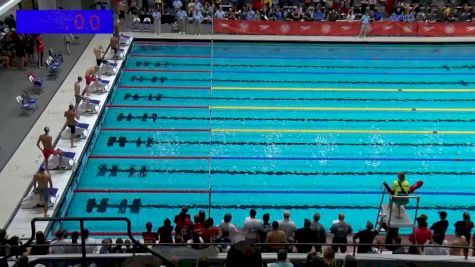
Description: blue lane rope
210,189,475,196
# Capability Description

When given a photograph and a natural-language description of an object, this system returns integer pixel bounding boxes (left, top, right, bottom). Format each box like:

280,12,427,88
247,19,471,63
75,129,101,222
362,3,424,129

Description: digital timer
17,10,113,34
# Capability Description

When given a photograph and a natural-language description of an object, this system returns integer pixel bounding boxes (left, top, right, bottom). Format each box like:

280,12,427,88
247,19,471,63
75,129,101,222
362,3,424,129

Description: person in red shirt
35,35,45,68
201,217,219,244
174,206,193,243
158,218,174,244
409,216,432,254
192,214,206,237
142,222,158,245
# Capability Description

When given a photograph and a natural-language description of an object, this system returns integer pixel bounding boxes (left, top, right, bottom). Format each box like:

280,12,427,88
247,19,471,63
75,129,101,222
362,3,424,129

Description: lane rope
211,129,475,135
212,87,475,92
88,155,474,162
209,106,475,112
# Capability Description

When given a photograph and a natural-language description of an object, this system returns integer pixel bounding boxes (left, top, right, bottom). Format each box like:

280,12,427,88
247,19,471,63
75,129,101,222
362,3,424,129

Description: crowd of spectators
1,207,473,263
0,15,46,70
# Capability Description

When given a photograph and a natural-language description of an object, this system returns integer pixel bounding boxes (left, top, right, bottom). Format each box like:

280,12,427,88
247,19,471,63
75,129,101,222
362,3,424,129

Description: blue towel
77,123,88,129
62,152,75,159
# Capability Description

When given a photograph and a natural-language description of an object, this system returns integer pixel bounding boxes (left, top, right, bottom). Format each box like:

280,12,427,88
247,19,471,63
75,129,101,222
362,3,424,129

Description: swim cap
44,127,50,133
39,165,46,172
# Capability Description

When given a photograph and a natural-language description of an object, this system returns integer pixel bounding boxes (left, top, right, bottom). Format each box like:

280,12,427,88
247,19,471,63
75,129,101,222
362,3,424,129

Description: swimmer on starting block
37,127,63,172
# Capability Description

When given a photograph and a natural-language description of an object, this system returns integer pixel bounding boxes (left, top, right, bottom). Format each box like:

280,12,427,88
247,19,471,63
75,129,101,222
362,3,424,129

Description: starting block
120,34,131,46
91,78,110,93
100,61,118,76
77,99,101,115
48,151,75,171
21,188,58,209
61,123,89,140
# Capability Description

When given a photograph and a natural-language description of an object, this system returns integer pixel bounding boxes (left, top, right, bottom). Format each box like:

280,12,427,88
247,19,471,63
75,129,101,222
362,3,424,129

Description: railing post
80,219,87,267
208,188,212,218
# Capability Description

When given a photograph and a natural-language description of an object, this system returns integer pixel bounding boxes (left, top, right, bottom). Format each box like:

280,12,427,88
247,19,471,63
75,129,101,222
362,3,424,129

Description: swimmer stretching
37,127,63,172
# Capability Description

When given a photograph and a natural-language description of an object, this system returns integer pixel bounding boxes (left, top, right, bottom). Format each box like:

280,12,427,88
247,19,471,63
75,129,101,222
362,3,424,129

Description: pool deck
1,32,474,239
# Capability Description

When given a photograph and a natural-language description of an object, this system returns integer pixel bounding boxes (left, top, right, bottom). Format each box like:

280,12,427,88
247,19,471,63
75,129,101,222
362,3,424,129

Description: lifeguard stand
375,185,421,230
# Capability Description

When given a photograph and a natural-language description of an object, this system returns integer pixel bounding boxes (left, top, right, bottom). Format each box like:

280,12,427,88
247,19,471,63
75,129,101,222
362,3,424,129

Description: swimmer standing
33,165,53,217
64,105,79,148
37,127,63,172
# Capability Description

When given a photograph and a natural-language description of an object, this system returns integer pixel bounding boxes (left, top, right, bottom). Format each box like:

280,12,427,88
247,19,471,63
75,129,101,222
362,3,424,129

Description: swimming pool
57,41,475,236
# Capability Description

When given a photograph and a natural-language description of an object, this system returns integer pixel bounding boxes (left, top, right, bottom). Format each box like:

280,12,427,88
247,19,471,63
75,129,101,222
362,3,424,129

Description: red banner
214,19,475,37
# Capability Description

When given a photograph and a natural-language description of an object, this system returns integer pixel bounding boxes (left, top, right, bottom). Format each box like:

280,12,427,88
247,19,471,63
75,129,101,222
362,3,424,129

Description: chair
16,96,37,114
132,17,141,31
46,58,60,74
48,49,64,64
21,90,38,105
28,74,43,93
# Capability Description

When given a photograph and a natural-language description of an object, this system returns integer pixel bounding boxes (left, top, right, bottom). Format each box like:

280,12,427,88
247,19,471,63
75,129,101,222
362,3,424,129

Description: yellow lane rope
212,87,475,92
211,129,475,135
209,106,475,112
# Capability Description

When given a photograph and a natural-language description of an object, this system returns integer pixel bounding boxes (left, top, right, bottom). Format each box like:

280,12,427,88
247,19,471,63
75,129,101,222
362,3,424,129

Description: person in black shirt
454,212,474,244
431,211,449,240
294,219,318,253
353,221,378,253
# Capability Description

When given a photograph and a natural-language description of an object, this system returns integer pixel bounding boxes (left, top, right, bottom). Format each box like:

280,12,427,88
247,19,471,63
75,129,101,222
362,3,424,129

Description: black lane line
128,76,472,86
133,60,475,71
97,165,475,177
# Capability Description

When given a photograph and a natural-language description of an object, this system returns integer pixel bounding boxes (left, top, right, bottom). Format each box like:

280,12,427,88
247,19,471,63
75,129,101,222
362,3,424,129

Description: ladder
375,185,421,231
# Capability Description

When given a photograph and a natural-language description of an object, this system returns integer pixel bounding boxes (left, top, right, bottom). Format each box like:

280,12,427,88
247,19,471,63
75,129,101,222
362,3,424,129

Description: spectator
409,216,432,254
198,210,206,224
215,230,232,252
66,231,81,254
29,231,49,255
225,240,263,267
187,232,205,249
24,35,34,65
310,213,326,252
359,11,370,38
308,247,339,267
0,229,9,257
175,206,193,242
158,218,174,244
392,236,406,254
124,239,133,253
176,8,188,34
81,229,97,254
269,249,293,267
431,211,449,241
111,238,125,253
243,209,262,242
49,229,70,254
99,238,112,254
423,234,449,255
294,219,318,253
192,0,203,35
265,221,287,252
219,213,239,242
330,213,353,253
8,236,25,257
215,6,226,18
258,213,272,244
192,214,206,237
142,221,158,244
15,255,29,267
454,212,474,245
278,211,296,240
202,217,220,243
449,227,468,256
353,221,378,254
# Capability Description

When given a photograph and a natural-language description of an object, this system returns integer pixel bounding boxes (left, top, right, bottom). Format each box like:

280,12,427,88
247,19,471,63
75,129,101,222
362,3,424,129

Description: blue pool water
58,41,475,236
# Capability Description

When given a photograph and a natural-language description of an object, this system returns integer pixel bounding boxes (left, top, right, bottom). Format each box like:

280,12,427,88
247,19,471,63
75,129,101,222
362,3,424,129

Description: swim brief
67,124,76,134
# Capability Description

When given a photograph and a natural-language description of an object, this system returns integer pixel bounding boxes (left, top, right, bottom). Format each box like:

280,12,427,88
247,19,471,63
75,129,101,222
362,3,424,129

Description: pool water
58,41,475,236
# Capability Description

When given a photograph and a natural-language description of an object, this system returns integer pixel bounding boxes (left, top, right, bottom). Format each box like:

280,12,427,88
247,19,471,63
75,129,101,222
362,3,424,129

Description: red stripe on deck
101,128,210,132
89,155,209,160
74,189,209,193
107,104,208,109
117,85,210,90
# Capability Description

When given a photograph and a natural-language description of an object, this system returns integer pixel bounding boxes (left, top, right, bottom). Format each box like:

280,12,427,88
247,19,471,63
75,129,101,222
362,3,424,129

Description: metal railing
15,217,175,267
2,241,474,266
